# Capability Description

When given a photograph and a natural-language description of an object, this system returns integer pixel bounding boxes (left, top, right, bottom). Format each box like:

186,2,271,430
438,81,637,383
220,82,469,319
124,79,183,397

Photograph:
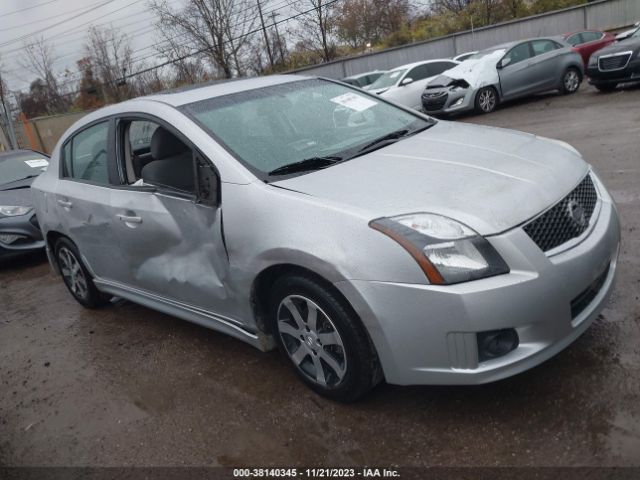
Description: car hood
427,51,503,89
0,182,34,208
273,122,589,236
596,36,640,56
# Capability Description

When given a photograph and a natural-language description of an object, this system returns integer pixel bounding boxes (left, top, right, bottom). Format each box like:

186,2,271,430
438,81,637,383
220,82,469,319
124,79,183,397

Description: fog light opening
477,328,519,362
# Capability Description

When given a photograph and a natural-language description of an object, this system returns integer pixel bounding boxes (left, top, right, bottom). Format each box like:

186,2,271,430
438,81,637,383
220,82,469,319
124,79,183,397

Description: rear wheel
595,83,617,93
474,86,498,114
54,238,111,308
561,67,581,94
269,274,381,402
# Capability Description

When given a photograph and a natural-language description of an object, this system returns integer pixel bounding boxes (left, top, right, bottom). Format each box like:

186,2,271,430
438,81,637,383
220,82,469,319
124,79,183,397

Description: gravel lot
1,83,639,468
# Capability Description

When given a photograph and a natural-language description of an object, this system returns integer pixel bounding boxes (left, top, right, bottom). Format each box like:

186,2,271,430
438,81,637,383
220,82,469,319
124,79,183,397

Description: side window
427,61,458,76
531,40,559,56
504,43,533,66
121,119,196,194
63,121,110,184
566,33,583,46
407,64,430,81
582,31,602,43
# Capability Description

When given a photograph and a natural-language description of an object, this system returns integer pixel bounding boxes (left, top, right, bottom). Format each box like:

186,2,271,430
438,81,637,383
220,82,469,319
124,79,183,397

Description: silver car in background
32,76,619,401
422,38,584,115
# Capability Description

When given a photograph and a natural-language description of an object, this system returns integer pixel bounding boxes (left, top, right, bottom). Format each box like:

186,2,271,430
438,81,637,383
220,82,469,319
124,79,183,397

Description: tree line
5,0,587,119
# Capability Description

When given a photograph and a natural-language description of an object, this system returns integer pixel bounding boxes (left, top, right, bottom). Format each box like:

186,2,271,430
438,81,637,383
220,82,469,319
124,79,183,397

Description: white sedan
367,59,459,109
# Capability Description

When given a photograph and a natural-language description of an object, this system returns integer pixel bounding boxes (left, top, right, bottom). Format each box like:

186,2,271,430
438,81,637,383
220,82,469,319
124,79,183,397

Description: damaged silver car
32,76,619,401
422,38,584,115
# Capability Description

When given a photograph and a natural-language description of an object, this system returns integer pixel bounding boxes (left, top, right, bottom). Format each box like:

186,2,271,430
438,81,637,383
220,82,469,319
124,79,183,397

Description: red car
562,30,616,68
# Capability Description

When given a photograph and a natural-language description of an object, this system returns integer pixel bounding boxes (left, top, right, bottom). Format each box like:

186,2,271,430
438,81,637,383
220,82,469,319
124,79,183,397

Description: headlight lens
588,55,598,66
370,213,509,285
0,206,33,217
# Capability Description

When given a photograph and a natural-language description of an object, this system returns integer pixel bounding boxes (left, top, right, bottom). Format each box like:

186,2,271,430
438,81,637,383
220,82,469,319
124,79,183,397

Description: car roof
344,70,385,80
0,149,46,162
389,59,457,71
482,37,566,52
142,74,308,107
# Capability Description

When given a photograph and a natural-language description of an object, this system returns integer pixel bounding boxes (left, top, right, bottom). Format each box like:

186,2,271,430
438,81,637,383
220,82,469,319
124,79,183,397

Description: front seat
141,127,194,192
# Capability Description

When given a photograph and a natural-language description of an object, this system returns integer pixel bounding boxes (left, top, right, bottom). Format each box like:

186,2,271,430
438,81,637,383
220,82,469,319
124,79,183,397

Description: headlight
370,213,509,285
588,55,598,66
0,206,33,217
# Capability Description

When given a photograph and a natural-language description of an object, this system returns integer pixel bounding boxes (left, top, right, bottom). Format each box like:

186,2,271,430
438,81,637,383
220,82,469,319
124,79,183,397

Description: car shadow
0,250,48,271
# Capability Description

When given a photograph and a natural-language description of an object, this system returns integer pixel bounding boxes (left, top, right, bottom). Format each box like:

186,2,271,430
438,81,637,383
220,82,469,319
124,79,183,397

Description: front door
498,42,535,100
107,118,231,318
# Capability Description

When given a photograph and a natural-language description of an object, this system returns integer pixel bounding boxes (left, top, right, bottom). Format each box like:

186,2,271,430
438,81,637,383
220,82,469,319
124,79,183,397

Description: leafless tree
149,0,257,79
293,0,337,63
432,0,471,14
85,26,134,102
19,37,68,113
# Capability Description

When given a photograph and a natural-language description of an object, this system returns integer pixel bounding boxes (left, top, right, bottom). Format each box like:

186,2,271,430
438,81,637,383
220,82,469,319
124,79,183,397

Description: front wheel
270,274,381,402
474,86,498,114
55,238,112,308
561,68,581,94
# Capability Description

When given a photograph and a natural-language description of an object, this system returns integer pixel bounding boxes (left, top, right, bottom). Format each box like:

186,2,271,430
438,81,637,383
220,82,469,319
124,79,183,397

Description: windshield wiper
268,156,342,176
346,124,433,160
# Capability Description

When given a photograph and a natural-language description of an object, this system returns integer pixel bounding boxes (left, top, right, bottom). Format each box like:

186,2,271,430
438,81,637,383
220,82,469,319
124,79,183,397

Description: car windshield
180,79,432,179
468,48,507,60
368,69,407,89
0,152,49,186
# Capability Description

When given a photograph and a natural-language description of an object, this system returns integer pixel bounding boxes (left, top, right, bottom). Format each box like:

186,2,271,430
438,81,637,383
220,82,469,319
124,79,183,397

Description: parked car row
340,25,634,118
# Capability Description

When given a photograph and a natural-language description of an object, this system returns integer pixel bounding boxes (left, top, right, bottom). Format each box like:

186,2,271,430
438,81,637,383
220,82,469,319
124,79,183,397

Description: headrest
151,127,188,160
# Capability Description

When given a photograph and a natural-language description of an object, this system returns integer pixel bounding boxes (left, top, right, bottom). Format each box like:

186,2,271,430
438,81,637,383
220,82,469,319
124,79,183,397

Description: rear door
527,39,565,91
55,120,121,279
579,31,606,64
498,42,535,100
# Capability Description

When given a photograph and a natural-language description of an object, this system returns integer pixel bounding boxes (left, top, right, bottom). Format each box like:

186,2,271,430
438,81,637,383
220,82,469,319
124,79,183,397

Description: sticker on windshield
330,92,378,112
24,159,49,168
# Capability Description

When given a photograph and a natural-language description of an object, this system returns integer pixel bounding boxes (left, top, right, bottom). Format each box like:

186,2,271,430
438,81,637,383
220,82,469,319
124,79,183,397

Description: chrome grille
523,175,598,252
598,53,631,72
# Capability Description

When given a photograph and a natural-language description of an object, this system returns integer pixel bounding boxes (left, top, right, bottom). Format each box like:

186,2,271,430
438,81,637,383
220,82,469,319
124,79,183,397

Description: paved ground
1,84,640,468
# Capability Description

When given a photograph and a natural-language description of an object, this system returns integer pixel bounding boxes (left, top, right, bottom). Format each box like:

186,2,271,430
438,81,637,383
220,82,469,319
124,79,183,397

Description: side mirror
498,57,512,69
400,77,414,86
195,154,219,206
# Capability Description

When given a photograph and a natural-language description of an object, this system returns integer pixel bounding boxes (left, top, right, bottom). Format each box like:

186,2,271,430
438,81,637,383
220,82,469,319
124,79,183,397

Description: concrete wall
292,0,640,79
16,111,89,154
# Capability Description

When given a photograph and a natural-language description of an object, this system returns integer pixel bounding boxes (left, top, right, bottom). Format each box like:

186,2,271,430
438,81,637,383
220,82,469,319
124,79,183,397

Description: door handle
117,214,143,224
57,199,73,208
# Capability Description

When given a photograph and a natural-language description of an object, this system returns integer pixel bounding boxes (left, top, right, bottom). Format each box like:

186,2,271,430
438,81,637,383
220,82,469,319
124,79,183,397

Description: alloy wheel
478,89,496,112
277,295,347,387
564,70,580,92
58,246,88,300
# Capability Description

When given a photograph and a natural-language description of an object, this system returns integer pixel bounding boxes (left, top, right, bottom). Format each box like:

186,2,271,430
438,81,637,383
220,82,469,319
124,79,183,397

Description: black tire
561,67,581,94
269,274,381,402
474,86,498,114
54,238,112,309
595,83,617,93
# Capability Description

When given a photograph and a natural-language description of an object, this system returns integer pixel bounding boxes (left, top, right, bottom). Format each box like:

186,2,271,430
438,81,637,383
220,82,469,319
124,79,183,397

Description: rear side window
427,61,458,76
62,121,110,184
504,43,532,65
531,40,560,56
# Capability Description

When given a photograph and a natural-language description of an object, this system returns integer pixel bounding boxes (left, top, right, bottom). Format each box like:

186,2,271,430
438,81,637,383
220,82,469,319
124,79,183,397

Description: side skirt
93,278,275,352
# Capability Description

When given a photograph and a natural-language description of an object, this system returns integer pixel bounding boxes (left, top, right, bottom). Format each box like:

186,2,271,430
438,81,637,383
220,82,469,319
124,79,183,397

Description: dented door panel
108,188,233,322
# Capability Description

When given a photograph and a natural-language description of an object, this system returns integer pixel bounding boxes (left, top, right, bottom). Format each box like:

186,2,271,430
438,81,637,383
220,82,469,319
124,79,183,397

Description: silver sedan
422,38,584,116
31,76,619,401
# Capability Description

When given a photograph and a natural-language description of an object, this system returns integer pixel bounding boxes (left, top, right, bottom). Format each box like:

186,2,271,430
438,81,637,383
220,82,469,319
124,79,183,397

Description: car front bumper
421,87,476,116
588,57,640,85
0,212,45,258
336,187,620,386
